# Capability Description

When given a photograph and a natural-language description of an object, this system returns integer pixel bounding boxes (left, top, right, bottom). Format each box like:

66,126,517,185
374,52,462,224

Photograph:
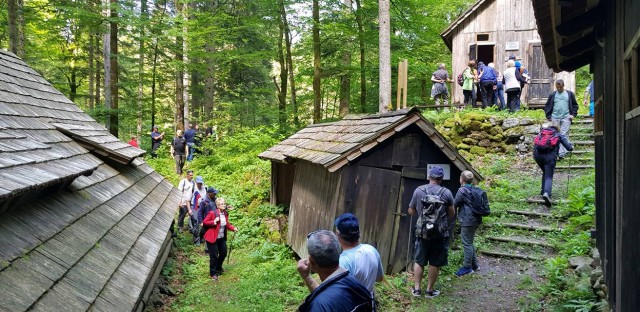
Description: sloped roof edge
441,0,489,51
54,124,146,164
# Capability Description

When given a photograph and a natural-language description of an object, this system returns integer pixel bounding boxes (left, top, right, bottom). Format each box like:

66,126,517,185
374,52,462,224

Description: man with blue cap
407,166,454,298
198,186,219,253
334,213,384,297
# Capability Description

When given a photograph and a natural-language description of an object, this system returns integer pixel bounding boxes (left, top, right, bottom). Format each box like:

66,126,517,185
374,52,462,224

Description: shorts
414,237,448,267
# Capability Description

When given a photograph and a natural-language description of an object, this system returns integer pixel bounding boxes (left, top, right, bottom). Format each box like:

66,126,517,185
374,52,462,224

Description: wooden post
396,59,408,110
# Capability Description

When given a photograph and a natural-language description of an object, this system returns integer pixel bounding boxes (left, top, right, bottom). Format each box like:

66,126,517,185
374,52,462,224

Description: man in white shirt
334,213,384,296
177,170,194,232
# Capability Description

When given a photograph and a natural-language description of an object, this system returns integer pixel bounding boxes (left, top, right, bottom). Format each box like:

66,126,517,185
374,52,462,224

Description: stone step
573,140,595,145
490,222,561,232
568,133,594,138
486,236,554,248
573,119,594,124
577,114,592,118
506,209,554,218
478,249,543,261
556,165,595,170
525,198,570,205
571,150,594,154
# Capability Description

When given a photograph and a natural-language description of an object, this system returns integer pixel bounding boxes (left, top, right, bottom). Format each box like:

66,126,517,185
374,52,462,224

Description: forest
0,0,473,141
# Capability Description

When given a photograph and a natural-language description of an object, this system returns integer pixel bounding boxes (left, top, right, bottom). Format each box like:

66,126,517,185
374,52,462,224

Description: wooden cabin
0,50,180,311
531,0,639,310
259,108,482,274
441,0,575,107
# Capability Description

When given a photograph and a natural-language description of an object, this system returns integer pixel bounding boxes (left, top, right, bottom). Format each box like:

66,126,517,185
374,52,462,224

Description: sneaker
211,274,218,281
411,287,422,297
424,290,440,298
542,192,552,207
472,263,479,271
455,267,474,277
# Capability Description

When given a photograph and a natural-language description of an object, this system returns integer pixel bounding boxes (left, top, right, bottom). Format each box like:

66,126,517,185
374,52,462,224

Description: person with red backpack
533,122,574,206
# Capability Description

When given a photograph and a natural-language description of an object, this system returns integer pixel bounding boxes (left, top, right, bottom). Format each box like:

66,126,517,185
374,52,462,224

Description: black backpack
462,185,491,217
415,186,449,240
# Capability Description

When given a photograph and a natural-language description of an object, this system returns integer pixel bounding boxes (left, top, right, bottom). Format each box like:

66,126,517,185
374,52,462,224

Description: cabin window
476,34,489,41
624,43,640,118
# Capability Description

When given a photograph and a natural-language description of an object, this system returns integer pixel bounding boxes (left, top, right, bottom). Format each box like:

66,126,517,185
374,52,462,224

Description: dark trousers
206,237,227,276
189,214,200,243
479,81,494,108
151,143,161,158
178,205,188,230
461,225,479,269
174,154,185,174
534,153,557,196
463,89,473,107
506,89,520,113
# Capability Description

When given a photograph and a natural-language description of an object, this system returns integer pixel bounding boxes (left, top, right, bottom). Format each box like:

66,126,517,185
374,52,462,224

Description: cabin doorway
476,44,494,64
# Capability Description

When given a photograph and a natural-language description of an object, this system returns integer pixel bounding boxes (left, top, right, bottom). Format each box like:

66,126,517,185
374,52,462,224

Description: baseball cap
207,187,219,194
334,213,360,237
508,54,516,60
428,166,444,178
195,176,204,183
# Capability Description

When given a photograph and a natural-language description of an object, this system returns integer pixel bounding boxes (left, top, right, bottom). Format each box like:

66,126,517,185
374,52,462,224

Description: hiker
177,170,195,232
583,80,594,117
533,122,574,206
297,230,373,312
191,175,207,245
184,123,197,162
150,126,164,158
478,61,497,109
430,63,453,110
491,64,506,110
461,60,476,108
544,79,579,159
171,129,188,174
514,61,529,110
199,187,219,253
407,166,455,298
334,213,384,296
503,60,522,113
128,135,139,148
453,171,490,277
202,197,237,281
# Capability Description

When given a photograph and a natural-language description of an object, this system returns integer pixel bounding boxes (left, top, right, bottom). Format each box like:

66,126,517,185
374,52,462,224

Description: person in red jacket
203,197,237,280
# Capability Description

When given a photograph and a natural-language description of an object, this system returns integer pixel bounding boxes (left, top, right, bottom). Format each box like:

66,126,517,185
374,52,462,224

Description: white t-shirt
339,243,384,295
217,213,227,239
178,178,194,206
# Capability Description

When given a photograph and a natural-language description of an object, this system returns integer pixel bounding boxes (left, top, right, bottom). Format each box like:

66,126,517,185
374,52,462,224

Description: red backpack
457,72,464,86
534,128,560,150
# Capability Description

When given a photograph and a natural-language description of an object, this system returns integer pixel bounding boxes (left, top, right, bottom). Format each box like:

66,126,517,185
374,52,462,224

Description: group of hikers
174,170,238,281
148,122,216,174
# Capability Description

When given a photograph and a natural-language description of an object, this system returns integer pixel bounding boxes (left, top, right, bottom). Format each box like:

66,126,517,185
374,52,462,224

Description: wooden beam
555,6,603,37
558,33,596,57
479,250,542,261
506,210,554,218
486,236,554,248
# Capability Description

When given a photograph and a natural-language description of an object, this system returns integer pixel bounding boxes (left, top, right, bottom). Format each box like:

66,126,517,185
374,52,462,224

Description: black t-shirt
173,137,187,155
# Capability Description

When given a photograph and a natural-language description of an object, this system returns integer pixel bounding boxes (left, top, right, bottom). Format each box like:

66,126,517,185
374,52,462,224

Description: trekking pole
227,230,237,266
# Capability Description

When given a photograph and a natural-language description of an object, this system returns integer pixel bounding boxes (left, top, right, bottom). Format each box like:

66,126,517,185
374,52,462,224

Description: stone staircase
557,115,595,170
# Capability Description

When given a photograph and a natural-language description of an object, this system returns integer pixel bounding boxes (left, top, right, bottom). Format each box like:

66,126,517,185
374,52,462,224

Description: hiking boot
542,192,552,207
455,267,474,277
411,287,422,297
424,290,441,298
211,274,218,281
472,263,479,271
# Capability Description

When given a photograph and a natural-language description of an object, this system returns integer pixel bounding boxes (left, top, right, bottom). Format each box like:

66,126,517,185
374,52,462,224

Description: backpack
457,72,464,86
462,185,491,217
415,186,449,240
534,128,560,151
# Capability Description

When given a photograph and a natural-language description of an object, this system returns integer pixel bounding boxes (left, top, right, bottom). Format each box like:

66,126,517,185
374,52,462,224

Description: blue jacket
298,270,373,312
479,66,497,83
454,185,486,226
184,128,197,143
198,196,216,225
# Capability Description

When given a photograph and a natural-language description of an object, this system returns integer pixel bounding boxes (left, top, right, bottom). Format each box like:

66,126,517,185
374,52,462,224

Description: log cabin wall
445,0,575,105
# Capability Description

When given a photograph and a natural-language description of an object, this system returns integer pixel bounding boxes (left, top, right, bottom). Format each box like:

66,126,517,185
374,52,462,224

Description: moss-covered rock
489,134,504,141
478,139,491,147
480,122,493,131
443,119,455,128
469,146,487,155
504,126,525,138
468,120,483,131
457,143,471,150
489,126,504,136
462,138,478,145
469,131,489,141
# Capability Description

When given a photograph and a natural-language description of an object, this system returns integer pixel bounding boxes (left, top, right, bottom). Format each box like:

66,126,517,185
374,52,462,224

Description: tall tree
353,0,366,113
88,33,95,110
280,0,298,127
108,0,119,137
312,0,321,122
378,0,390,113
175,0,185,131
7,0,25,58
136,0,148,143
338,0,352,118
275,3,287,132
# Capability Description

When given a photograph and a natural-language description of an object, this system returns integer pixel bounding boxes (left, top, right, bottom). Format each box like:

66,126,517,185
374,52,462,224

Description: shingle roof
0,50,179,311
259,107,483,179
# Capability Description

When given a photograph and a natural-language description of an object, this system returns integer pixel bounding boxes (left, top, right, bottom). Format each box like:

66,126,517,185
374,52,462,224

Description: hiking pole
227,230,237,266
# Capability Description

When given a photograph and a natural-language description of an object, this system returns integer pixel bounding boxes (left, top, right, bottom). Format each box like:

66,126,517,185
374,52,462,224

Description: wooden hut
0,50,180,311
259,108,482,274
530,0,639,310
441,0,575,107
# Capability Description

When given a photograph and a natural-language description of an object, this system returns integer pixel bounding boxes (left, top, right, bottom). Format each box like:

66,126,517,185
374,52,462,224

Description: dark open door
351,166,401,272
527,43,554,107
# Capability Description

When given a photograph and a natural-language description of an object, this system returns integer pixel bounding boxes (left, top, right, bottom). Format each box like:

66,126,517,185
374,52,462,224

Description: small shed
259,108,482,274
441,0,575,107
0,50,180,311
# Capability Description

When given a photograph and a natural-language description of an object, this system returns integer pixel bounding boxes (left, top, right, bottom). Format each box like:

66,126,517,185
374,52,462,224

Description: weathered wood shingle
0,49,180,312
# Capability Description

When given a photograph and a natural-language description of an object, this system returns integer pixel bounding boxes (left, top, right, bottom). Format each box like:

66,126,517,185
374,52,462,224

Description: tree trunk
95,35,101,106
203,1,218,121
151,39,159,136
103,0,112,131
109,0,119,137
175,0,185,131
88,34,95,110
281,0,298,128
7,0,25,59
137,0,147,144
354,0,366,113
378,0,391,113
276,3,288,132
312,0,321,123
189,0,201,122
339,50,351,118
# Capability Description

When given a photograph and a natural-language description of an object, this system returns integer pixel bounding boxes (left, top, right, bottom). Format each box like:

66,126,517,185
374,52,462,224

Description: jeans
186,142,196,162
461,225,479,269
551,117,572,157
534,152,557,196
189,214,200,244
479,81,494,108
178,205,189,230
493,87,505,110
207,237,228,276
